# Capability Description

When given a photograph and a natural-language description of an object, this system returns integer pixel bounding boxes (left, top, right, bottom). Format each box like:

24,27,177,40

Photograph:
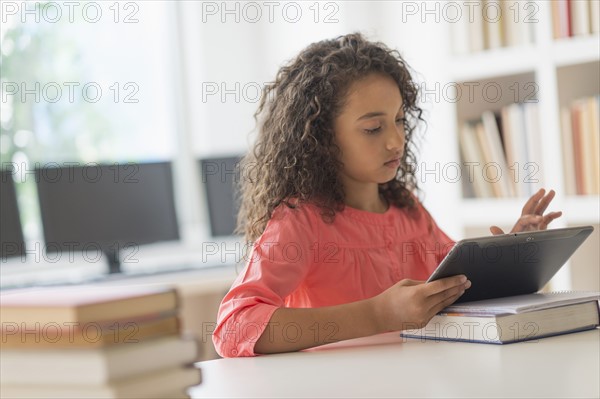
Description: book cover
0,285,178,326
0,367,201,399
0,335,198,385
400,292,600,344
0,312,180,348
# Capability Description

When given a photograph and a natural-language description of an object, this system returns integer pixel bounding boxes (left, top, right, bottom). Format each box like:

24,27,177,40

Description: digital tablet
427,226,594,303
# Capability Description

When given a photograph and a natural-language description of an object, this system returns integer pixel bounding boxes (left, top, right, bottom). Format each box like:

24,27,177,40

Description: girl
212,33,562,357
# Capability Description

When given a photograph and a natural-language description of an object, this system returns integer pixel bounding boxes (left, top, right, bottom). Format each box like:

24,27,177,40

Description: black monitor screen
1,170,25,259
199,156,242,237
35,162,179,269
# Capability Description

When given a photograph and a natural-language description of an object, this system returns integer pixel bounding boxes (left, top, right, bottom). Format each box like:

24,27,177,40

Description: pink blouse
212,201,455,357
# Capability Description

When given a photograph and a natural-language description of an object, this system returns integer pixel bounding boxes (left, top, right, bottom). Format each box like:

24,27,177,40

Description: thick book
0,367,200,399
400,292,600,344
0,335,198,385
0,312,179,348
0,285,178,326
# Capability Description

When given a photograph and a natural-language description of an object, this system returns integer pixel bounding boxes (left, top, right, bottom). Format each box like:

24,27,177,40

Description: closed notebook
400,291,600,344
0,335,198,385
0,367,200,399
0,285,178,326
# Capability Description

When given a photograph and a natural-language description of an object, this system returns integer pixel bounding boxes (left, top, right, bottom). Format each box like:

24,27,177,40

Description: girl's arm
255,275,470,354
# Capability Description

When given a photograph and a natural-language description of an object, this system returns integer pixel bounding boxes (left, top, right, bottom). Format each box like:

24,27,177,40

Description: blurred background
1,1,598,358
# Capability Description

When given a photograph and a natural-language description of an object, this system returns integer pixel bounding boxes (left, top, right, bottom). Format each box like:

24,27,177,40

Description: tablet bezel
427,226,594,303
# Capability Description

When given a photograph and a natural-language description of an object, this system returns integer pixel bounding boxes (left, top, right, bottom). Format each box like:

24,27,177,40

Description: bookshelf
445,1,599,291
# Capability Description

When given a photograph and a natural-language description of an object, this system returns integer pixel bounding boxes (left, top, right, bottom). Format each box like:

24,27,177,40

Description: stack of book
0,285,201,398
400,291,600,344
552,0,600,39
560,95,600,195
459,103,543,198
451,0,535,55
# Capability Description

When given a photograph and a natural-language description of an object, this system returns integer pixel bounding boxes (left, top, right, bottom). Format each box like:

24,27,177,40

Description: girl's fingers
424,275,466,297
490,226,504,235
511,214,543,232
432,291,465,315
521,189,546,215
533,189,556,216
540,211,562,230
429,285,468,313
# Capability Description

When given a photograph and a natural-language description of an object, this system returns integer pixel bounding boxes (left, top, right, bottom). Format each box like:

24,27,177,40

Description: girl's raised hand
371,275,471,332
490,188,563,235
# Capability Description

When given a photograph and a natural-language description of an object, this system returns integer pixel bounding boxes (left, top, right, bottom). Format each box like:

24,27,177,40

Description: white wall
175,1,462,240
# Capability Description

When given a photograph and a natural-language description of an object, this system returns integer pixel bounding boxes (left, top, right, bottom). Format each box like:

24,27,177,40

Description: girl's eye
365,126,382,134
396,117,407,124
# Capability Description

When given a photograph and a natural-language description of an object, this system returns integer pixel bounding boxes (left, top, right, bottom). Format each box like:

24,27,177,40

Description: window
1,1,179,286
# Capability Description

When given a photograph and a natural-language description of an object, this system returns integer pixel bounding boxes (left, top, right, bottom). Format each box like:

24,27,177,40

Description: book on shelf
481,110,515,197
500,103,526,197
552,0,571,39
592,0,600,34
0,335,199,385
571,0,591,36
552,0,599,38
0,367,200,399
459,102,542,198
484,0,503,50
459,122,494,198
469,1,485,53
560,107,578,195
450,0,534,55
400,291,600,344
561,95,600,195
501,0,533,47
522,102,544,193
0,285,178,326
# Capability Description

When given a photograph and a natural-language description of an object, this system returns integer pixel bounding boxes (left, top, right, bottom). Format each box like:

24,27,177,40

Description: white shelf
461,196,600,228
460,198,525,227
552,35,600,67
565,196,600,225
448,45,538,82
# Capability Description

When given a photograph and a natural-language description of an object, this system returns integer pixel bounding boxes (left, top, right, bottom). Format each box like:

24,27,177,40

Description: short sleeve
212,204,317,357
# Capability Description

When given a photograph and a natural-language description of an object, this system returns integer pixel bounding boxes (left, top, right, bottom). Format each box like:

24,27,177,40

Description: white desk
190,329,600,398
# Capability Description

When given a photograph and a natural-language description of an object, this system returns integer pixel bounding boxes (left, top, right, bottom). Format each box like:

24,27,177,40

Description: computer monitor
35,161,180,274
1,170,25,259
198,156,242,237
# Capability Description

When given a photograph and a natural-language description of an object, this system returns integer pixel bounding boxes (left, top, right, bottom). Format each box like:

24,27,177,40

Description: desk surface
190,329,600,398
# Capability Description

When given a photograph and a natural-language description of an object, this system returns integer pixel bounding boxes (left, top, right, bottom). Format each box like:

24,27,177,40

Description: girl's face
333,73,406,193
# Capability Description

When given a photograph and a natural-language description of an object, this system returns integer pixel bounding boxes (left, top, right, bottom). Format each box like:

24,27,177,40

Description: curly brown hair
238,32,425,242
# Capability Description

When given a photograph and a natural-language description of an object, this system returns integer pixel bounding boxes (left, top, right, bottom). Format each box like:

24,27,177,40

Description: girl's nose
386,127,405,151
